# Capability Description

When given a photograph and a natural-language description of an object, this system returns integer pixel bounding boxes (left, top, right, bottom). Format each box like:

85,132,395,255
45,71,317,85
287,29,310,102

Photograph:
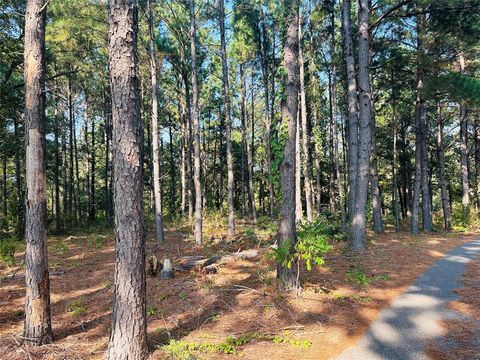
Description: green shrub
0,238,19,265
346,268,370,286
67,297,87,317
270,219,333,272
451,205,479,231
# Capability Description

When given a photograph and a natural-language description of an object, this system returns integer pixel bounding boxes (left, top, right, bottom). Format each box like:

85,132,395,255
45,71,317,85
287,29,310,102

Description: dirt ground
427,252,480,359
1,222,478,360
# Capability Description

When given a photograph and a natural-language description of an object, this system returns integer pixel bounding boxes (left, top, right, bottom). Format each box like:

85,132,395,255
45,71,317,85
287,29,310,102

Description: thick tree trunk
436,102,451,229
342,0,359,223
298,17,313,222
277,0,300,291
219,0,235,238
189,0,202,245
107,1,148,358
350,0,372,251
148,0,164,244
23,0,53,345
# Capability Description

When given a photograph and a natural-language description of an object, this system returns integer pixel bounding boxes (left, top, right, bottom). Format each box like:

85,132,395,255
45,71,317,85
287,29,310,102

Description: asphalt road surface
335,238,480,360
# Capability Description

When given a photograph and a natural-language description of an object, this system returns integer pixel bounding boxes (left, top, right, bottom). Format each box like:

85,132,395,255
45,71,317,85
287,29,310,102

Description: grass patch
162,331,311,359
67,297,88,317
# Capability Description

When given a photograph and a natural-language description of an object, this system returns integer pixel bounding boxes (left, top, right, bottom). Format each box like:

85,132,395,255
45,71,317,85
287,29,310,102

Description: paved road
335,238,480,360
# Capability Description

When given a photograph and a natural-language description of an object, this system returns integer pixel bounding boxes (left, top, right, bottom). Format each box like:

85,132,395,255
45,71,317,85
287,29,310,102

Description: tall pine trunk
459,53,470,207
436,102,451,229
219,0,235,238
23,0,53,345
190,0,202,245
148,0,164,244
330,5,345,226
107,0,148,358
260,9,275,217
350,0,372,251
298,14,313,222
342,0,359,222
277,0,300,291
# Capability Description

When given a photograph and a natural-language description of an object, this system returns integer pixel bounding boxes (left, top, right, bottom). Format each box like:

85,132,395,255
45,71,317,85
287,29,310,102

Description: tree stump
159,258,174,280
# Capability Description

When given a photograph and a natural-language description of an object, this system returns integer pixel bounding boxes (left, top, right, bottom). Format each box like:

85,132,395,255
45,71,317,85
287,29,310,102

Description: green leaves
270,218,333,272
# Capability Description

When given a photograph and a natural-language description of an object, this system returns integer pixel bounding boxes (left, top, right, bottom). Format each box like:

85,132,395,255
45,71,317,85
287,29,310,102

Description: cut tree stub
159,258,174,280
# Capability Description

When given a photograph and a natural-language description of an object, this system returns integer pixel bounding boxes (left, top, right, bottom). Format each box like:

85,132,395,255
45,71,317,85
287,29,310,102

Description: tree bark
148,0,164,244
277,0,300,291
475,114,480,210
295,104,303,221
54,104,61,232
350,0,372,251
436,102,451,229
392,79,400,232
330,5,345,226
342,0,359,223
370,113,384,232
298,15,313,222
107,1,148,358
260,9,275,217
459,52,470,208
219,0,235,238
189,0,202,245
240,63,257,222
23,0,53,345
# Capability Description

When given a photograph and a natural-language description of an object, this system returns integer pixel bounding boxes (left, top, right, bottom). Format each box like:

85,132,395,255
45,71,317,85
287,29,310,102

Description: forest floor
0,221,479,360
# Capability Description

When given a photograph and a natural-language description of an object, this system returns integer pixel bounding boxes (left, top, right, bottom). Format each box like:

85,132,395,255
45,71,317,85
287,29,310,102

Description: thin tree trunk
436,102,451,229
107,0,148,358
295,104,303,221
148,0,164,244
13,117,24,237
371,112,384,232
73,111,81,223
330,5,345,226
90,109,96,220
54,104,61,231
68,78,74,222
459,53,470,207
169,124,176,214
277,0,300,291
260,9,275,217
2,154,7,221
350,0,372,251
391,78,400,232
179,97,187,215
298,15,313,222
190,0,202,245
219,0,235,238
475,114,480,210
23,0,53,345
241,63,257,222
